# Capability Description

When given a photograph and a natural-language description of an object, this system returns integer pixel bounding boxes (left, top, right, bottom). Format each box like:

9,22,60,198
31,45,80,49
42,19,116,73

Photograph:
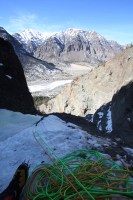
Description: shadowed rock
0,37,36,114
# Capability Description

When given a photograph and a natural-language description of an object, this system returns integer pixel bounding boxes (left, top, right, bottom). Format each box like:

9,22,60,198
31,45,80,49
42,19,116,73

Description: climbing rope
24,122,133,200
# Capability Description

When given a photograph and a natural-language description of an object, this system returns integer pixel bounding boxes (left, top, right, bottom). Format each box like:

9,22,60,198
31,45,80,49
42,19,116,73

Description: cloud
6,12,65,34
8,13,37,32
5,11,87,34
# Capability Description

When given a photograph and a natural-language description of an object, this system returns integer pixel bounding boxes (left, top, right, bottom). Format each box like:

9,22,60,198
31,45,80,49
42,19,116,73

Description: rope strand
23,123,133,200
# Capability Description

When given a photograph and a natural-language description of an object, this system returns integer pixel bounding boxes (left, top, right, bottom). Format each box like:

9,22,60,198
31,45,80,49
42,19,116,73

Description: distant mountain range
0,27,125,83
13,28,125,66
0,27,58,82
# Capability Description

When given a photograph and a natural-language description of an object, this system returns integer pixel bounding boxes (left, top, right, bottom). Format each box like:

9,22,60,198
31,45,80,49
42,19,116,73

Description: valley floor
28,79,72,97
27,62,92,97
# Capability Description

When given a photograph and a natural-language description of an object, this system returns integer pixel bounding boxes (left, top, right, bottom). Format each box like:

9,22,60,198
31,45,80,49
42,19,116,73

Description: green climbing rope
24,124,133,200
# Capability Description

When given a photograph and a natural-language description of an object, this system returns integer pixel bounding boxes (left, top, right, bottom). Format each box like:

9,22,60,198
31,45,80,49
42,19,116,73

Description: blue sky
0,0,133,44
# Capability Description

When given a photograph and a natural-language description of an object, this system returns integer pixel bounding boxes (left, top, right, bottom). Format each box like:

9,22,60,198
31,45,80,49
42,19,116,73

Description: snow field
0,109,111,195
28,80,72,93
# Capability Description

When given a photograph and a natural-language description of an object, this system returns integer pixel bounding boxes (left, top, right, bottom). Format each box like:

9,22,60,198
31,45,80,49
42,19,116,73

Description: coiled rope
24,123,133,200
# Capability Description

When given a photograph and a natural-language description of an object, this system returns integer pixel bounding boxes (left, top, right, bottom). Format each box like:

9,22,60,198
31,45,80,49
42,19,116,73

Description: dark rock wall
87,81,133,135
92,102,111,132
0,38,36,114
112,81,133,132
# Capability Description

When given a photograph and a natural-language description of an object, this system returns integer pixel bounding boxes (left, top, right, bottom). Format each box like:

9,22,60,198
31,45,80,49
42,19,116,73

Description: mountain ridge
13,28,125,66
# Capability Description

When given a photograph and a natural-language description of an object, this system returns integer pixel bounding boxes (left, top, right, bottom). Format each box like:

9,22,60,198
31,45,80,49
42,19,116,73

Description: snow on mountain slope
14,28,85,46
63,28,85,42
13,29,57,50
13,28,123,49
50,28,106,44
0,109,117,196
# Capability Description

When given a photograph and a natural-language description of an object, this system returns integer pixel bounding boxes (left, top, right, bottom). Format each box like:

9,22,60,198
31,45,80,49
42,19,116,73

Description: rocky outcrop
85,81,133,147
38,46,133,117
112,82,133,132
33,37,65,64
0,37,36,114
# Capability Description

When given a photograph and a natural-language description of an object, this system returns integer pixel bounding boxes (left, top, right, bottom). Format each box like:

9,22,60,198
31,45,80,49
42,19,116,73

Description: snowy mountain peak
65,28,82,32
14,29,58,42
13,29,58,50
64,28,83,36
86,30,105,41
14,29,45,43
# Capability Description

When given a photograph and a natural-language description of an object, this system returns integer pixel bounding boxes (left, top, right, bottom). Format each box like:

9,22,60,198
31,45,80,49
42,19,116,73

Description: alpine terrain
13,28,125,97
0,26,133,200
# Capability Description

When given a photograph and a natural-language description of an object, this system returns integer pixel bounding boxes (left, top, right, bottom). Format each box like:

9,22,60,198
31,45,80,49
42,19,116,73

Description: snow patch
97,112,104,131
6,75,12,79
123,147,133,157
36,65,43,73
115,138,121,142
106,106,112,133
97,112,104,118
89,114,94,122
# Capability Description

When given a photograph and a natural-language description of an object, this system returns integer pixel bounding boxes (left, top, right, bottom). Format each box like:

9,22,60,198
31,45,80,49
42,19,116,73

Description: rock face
14,28,124,66
86,81,133,146
111,82,133,132
39,46,133,117
0,37,36,114
34,29,124,65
